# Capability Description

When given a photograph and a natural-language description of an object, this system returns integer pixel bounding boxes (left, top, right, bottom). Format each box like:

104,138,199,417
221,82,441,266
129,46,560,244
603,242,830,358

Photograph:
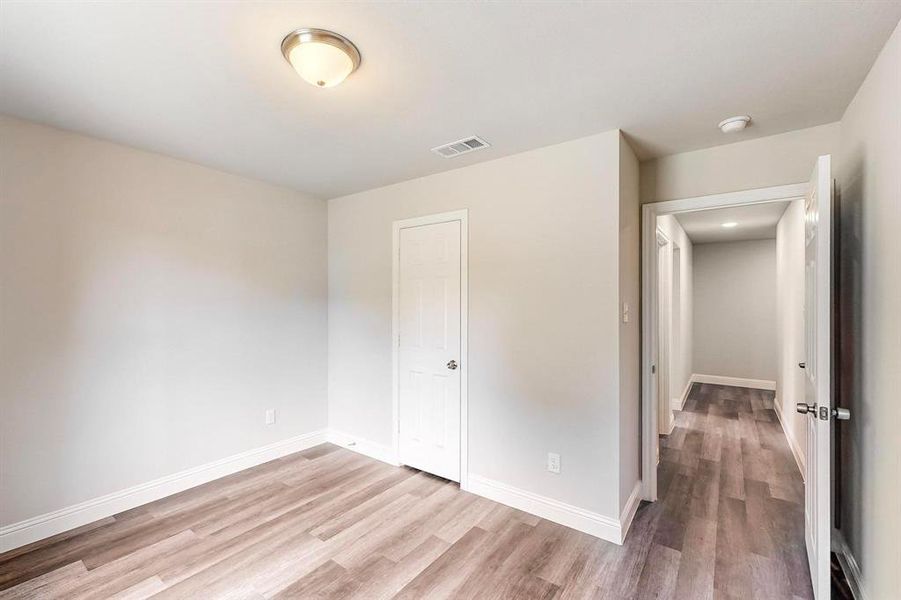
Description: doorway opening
640,163,837,598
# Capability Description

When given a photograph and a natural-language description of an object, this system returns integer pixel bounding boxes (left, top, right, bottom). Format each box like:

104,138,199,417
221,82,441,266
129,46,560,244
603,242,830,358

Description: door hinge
651,364,656,374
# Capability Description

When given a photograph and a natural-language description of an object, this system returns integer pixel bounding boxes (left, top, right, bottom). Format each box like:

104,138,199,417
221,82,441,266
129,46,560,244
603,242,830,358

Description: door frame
640,183,807,501
392,209,469,489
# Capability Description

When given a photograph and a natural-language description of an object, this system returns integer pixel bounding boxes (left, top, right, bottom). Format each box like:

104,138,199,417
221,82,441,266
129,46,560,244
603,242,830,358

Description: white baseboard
671,379,693,411
327,429,399,466
834,530,868,600
773,396,806,480
619,481,643,541
692,373,776,391
466,474,625,545
665,415,676,436
0,429,328,553
1,427,638,554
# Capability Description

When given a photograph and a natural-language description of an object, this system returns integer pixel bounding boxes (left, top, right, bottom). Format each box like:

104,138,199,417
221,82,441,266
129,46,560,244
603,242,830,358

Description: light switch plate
547,452,561,474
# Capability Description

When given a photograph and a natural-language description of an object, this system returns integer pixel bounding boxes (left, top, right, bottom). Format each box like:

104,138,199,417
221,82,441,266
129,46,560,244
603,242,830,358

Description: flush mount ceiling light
718,115,751,133
281,28,361,88
721,222,739,228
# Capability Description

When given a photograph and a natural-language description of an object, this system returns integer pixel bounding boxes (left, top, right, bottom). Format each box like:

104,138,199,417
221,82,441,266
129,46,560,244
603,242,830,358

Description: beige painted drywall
692,239,778,382
618,135,641,509
641,123,840,203
0,116,328,526
775,199,806,470
328,130,635,519
835,19,901,599
656,215,693,409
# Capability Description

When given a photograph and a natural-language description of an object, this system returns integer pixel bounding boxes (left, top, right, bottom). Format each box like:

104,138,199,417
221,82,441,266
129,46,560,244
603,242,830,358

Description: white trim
0,429,328,553
671,379,692,411
691,373,776,391
642,183,807,502
327,429,399,466
466,474,627,544
650,183,808,215
619,481,643,541
392,209,469,488
665,415,676,436
772,397,806,481
834,530,868,600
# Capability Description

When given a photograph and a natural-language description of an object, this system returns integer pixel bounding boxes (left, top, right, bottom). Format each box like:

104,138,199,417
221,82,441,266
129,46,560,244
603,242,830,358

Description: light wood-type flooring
0,384,812,599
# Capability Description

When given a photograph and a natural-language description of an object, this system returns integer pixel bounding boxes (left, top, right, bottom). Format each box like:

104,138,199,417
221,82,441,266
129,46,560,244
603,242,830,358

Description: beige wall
641,123,840,203
0,116,328,526
618,135,641,509
328,130,636,519
775,199,806,472
835,20,901,599
692,239,778,382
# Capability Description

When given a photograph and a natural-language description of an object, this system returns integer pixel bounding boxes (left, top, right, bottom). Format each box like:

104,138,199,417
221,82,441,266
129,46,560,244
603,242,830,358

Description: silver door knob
447,360,458,370
798,362,806,369
832,407,851,421
796,402,816,415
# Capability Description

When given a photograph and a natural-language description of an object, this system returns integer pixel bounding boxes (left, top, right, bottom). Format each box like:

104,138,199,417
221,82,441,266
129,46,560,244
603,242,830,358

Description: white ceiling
2,2,899,199
675,201,792,244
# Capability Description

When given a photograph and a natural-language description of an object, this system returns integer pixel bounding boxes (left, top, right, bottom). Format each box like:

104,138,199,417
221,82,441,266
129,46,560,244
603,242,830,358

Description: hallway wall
692,239,777,382
775,199,807,471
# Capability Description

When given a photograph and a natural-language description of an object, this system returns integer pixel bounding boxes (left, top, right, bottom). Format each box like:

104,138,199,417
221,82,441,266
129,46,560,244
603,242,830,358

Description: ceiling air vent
431,136,490,158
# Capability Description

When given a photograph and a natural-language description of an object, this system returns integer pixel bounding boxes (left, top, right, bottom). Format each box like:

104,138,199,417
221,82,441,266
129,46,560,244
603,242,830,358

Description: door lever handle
446,360,458,370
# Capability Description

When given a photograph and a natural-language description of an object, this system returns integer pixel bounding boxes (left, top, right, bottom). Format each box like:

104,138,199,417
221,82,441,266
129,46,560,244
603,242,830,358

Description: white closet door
397,220,461,481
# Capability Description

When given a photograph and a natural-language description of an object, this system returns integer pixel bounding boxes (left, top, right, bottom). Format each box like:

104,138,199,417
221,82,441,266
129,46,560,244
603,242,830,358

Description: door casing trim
641,183,807,501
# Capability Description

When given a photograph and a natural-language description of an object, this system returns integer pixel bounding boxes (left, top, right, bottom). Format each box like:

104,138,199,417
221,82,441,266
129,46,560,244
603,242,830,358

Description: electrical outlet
547,452,561,474
265,409,276,425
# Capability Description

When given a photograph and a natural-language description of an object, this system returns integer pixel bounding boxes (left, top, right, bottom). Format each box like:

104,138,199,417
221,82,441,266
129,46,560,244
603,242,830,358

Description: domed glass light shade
281,28,361,88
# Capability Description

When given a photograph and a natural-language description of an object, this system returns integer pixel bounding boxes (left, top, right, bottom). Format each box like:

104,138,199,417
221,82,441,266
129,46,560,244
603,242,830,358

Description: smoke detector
718,116,751,133
431,136,490,158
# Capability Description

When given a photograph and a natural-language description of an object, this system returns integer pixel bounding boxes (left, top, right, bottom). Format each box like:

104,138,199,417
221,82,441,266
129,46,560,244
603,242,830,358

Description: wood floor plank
392,526,490,600
0,387,812,600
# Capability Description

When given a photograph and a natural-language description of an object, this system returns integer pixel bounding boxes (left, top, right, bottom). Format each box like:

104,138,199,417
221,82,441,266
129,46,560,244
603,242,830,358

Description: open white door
798,154,833,598
397,219,462,482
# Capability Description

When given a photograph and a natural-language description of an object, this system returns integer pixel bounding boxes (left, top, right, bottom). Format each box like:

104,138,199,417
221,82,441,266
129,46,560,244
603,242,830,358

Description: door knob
447,360,458,370
796,402,816,415
832,407,851,421
798,362,806,369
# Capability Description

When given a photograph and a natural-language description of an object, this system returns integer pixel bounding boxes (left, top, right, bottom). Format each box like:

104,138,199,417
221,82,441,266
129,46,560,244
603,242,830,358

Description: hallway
649,383,813,598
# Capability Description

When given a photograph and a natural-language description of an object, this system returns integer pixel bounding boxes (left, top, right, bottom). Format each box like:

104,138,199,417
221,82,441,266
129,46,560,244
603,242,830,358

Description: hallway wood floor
0,384,812,599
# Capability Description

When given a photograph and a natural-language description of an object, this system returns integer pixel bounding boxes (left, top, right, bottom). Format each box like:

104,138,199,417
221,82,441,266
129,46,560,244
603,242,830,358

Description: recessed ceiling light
281,28,361,88
722,222,739,228
718,116,751,133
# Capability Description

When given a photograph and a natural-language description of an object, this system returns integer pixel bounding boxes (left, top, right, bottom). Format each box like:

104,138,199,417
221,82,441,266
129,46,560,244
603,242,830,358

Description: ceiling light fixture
721,222,739,228
718,115,751,133
281,28,361,88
